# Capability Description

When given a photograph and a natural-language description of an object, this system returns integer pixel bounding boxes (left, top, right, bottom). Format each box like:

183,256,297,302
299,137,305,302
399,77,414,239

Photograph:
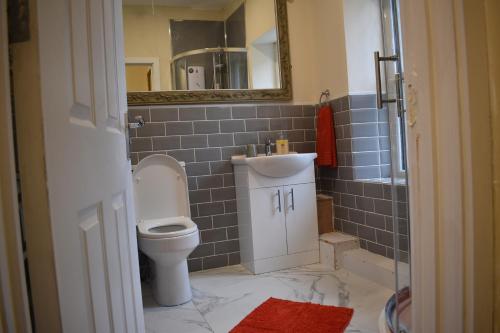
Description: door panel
284,183,319,254
78,204,112,333
37,0,144,331
113,194,138,332
250,187,287,260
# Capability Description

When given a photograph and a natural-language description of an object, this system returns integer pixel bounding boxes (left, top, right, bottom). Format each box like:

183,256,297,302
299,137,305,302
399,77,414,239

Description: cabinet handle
290,188,295,211
277,190,282,213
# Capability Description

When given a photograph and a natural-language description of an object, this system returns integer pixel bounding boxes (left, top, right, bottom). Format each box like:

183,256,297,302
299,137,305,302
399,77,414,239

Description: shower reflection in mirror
123,0,281,92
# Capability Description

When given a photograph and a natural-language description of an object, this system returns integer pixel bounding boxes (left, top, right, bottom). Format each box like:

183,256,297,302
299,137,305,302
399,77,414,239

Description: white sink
231,153,317,178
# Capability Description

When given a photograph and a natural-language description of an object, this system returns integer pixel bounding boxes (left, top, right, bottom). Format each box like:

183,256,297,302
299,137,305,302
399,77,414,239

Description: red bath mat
230,297,354,333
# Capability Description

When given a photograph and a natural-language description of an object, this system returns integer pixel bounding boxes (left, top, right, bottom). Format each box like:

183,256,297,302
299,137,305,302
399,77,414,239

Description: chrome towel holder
319,89,331,105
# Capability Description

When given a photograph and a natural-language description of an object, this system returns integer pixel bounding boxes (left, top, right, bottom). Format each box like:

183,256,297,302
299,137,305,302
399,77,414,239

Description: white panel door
249,187,287,260
284,183,319,254
37,0,144,332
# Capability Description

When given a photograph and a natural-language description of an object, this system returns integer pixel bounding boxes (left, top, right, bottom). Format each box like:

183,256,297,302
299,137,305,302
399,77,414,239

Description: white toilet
133,154,200,306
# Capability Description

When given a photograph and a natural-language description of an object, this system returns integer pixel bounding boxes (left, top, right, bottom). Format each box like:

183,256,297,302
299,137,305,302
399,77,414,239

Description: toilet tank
132,154,190,223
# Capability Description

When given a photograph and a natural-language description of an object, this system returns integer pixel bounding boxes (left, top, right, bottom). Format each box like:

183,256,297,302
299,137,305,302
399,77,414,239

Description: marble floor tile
142,264,392,333
143,291,212,333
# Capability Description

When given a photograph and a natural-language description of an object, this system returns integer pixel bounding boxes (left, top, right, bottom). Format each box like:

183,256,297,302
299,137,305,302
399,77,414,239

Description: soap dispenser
276,132,289,155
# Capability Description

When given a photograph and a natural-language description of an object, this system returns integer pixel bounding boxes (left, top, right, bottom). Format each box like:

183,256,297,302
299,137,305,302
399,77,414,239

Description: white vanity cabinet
283,183,319,254
248,186,287,260
232,153,319,274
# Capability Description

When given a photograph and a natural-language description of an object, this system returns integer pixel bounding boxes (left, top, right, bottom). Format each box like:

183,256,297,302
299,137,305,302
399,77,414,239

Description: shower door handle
395,72,405,117
374,51,399,109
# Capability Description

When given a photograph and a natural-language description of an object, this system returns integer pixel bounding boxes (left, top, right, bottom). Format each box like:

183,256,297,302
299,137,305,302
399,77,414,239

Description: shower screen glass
379,0,411,331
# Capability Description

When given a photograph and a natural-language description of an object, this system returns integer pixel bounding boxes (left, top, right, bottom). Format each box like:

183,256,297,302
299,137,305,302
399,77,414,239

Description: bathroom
124,0,408,330
1,0,498,333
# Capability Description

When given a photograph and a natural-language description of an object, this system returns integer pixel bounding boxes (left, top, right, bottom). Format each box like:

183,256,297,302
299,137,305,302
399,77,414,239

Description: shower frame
170,47,248,91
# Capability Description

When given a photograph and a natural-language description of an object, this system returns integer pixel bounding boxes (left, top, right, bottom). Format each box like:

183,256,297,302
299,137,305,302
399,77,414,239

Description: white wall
245,0,276,44
287,0,349,103
250,42,278,89
259,0,383,101
343,0,383,94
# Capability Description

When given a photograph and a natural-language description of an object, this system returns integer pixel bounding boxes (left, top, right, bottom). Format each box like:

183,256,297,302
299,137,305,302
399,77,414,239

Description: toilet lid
138,216,198,239
133,154,190,224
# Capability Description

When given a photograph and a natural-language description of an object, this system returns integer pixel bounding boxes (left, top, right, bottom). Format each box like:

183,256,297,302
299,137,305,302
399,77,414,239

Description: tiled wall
128,104,317,272
130,94,409,273
333,94,391,180
318,173,410,262
318,94,410,262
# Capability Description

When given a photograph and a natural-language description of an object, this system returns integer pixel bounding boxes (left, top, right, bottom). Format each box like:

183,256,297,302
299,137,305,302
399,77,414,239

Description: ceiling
122,0,235,10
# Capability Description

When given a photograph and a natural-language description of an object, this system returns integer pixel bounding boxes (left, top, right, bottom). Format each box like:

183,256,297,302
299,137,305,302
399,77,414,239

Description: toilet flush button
135,177,141,183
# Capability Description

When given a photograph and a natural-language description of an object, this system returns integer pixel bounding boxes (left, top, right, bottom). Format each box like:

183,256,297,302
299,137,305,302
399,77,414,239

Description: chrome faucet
265,138,275,156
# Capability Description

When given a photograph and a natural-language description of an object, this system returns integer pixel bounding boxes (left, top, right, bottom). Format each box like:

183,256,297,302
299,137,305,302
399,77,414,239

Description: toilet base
151,260,192,306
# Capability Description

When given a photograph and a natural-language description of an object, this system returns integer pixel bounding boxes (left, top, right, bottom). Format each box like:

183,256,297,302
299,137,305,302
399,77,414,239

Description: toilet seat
133,154,191,223
138,216,198,239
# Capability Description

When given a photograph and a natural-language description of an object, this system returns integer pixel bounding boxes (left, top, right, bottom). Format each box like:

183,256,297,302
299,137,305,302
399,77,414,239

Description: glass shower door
377,0,411,332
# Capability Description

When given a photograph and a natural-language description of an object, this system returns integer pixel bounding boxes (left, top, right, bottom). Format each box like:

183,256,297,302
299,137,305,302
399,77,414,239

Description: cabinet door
250,187,287,260
284,183,319,254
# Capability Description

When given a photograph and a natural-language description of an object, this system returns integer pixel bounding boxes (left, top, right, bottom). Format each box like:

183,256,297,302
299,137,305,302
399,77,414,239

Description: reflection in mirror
125,57,161,91
125,64,152,91
123,0,280,93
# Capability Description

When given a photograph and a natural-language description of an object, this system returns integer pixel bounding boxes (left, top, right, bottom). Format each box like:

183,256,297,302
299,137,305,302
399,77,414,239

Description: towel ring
319,89,331,105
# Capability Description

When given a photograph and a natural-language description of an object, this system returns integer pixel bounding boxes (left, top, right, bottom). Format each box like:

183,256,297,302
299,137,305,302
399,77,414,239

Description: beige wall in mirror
123,0,279,92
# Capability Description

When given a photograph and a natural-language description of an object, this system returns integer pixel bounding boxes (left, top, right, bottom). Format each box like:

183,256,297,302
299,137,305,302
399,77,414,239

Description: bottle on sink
275,132,289,155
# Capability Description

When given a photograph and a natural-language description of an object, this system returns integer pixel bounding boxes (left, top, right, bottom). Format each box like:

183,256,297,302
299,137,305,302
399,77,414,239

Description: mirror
123,0,292,105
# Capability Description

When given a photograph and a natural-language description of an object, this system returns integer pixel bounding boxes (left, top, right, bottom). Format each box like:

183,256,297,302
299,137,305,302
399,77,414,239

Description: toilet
133,154,199,306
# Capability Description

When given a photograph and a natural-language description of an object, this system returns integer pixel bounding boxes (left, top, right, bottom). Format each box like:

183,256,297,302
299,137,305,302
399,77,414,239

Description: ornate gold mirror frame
126,0,292,106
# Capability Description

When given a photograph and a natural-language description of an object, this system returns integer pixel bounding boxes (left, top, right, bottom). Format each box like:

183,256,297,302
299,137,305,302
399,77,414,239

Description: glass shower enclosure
171,47,248,91
376,0,411,332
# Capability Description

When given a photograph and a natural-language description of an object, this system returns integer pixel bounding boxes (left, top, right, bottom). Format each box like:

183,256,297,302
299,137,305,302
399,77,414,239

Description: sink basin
231,153,317,178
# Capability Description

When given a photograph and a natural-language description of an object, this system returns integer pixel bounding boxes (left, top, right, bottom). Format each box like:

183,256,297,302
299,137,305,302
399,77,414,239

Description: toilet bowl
133,154,200,306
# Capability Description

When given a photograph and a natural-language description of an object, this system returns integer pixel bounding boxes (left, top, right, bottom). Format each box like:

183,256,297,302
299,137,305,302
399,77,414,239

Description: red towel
316,104,337,167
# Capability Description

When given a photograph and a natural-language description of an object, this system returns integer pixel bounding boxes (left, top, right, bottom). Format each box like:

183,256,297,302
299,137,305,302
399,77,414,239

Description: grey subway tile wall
332,94,391,180
132,95,409,273
129,104,317,272
317,94,410,263
318,177,410,262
